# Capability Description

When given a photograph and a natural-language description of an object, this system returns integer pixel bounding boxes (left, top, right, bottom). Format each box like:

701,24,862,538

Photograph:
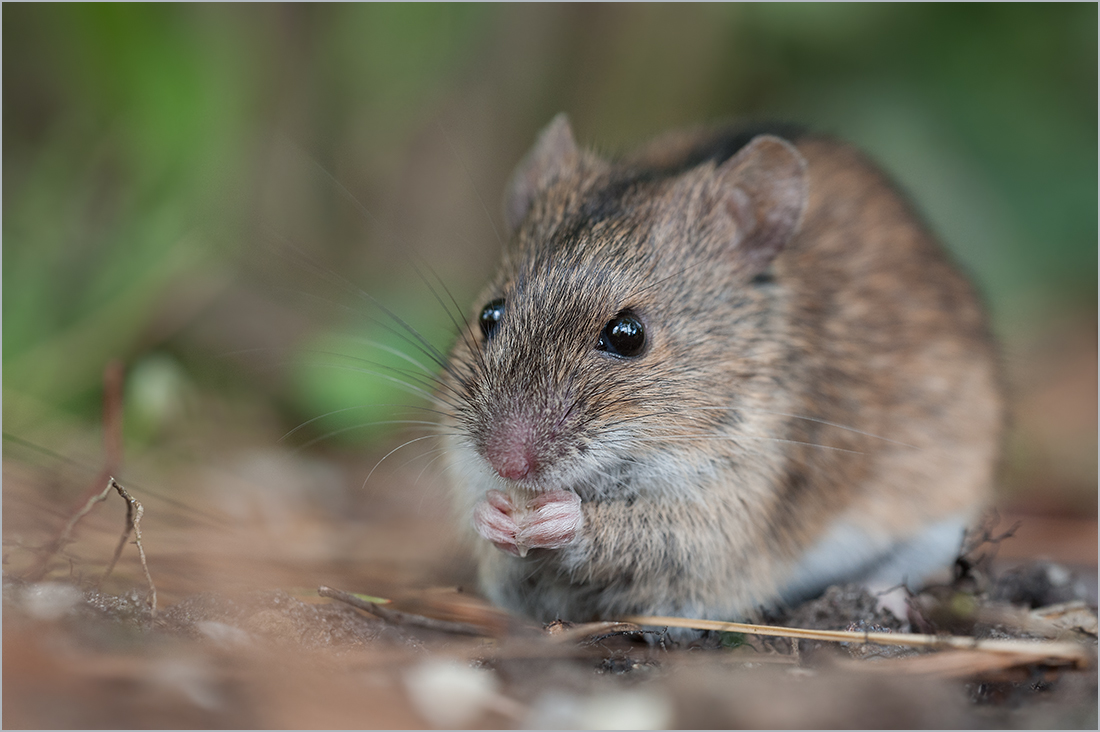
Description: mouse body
439,115,1003,625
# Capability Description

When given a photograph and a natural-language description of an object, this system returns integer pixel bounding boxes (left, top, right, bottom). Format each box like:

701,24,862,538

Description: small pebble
148,657,223,711
403,659,501,728
196,620,254,648
22,582,82,621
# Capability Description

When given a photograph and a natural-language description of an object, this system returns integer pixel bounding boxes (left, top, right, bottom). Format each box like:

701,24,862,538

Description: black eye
479,298,506,340
597,312,646,358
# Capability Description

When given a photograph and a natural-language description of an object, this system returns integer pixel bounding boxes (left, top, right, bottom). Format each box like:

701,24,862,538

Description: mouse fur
440,114,1004,626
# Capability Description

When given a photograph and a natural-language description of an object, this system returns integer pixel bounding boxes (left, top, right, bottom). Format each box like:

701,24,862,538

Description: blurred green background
4,4,1096,511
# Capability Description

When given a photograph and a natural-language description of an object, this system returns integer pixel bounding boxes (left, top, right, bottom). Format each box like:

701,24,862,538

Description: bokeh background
5,4,1096,529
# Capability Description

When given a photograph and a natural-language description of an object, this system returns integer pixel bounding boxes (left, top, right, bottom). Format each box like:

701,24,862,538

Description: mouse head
445,115,808,496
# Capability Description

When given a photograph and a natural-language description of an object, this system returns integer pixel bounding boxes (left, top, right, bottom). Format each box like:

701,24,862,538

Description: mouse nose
484,419,541,481
492,450,536,481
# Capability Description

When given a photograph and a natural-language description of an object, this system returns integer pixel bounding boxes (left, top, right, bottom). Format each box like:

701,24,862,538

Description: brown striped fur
441,115,1004,625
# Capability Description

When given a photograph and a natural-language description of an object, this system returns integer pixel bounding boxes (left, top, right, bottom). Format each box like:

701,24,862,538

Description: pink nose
487,442,537,480
495,455,533,480
484,424,539,481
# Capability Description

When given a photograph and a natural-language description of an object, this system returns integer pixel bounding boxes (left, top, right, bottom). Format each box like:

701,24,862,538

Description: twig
16,362,157,615
545,620,648,644
318,585,492,636
101,486,136,583
955,510,1021,580
24,475,157,616
106,478,157,617
625,615,1091,668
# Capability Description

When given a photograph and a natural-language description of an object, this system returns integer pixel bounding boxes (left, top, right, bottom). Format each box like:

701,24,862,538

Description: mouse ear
504,113,580,233
714,135,808,276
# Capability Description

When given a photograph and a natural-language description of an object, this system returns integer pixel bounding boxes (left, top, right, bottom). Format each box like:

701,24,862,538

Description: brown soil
3,445,1096,729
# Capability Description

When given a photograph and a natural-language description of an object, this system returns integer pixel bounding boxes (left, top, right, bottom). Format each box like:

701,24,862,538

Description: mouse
438,114,1004,629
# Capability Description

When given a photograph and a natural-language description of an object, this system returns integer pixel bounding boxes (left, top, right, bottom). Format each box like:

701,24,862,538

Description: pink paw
472,490,522,554
472,489,582,557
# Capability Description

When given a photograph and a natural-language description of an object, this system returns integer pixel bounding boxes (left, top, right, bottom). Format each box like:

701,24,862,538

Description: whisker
417,448,458,481
281,413,448,443
237,343,447,393
362,434,449,490
354,293,459,377
405,253,488,382
298,352,464,409
262,227,458,379
397,445,452,472
347,336,449,380
294,421,441,453
436,120,505,250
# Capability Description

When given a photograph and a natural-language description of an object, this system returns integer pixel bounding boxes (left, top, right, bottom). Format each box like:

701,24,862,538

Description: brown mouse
439,114,1004,628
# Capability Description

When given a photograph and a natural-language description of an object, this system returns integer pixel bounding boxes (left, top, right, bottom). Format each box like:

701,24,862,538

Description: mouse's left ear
504,113,580,233
714,135,808,276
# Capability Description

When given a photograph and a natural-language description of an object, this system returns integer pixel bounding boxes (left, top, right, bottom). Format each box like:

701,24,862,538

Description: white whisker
361,434,448,490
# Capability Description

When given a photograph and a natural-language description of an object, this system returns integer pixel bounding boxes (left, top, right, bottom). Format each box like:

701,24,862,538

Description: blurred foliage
3,4,1096,503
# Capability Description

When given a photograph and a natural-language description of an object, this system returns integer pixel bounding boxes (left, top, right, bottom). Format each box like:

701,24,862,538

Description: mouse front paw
516,489,583,554
473,489,582,557
473,489,524,555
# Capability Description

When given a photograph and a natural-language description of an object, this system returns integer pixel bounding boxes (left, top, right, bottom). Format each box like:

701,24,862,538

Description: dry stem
319,585,492,636
105,478,156,616
626,614,1091,668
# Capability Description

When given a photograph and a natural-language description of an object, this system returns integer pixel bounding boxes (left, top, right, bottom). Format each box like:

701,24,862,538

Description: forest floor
3,435,1096,729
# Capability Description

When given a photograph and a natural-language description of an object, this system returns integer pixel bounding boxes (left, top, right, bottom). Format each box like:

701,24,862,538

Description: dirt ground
3,429,1096,729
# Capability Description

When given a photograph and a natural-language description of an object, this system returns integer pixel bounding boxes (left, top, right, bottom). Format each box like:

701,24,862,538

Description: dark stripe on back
559,122,806,240
656,121,807,175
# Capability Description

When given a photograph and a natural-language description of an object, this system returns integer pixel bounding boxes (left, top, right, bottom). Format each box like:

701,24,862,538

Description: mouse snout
483,417,543,481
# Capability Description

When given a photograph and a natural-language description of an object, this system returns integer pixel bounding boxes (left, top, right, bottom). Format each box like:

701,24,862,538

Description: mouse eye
597,312,646,358
479,298,506,340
